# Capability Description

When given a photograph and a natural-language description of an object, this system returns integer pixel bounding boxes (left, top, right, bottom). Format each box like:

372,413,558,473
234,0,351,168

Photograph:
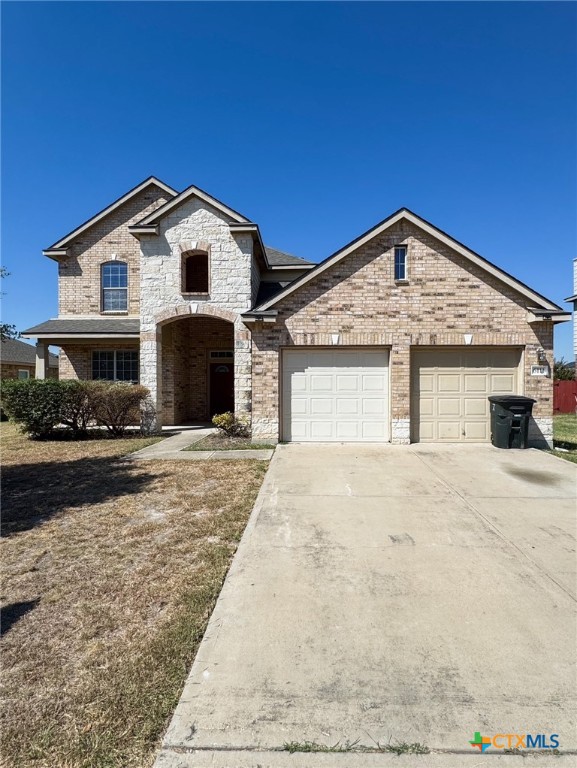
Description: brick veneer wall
59,343,139,380
58,185,171,316
250,221,554,446
161,316,234,423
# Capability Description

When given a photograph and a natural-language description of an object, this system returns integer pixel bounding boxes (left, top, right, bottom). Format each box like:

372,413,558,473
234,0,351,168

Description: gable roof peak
43,176,178,255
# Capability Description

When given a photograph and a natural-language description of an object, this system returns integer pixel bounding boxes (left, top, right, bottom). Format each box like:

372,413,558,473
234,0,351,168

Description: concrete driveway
156,444,576,767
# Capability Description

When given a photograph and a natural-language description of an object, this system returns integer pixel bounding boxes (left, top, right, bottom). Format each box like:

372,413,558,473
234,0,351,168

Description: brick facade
34,178,562,446
160,316,234,424
59,186,171,316
250,221,554,446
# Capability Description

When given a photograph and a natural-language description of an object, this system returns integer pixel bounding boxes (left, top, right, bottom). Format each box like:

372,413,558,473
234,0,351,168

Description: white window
394,246,407,281
92,351,139,382
101,262,128,312
17,369,30,380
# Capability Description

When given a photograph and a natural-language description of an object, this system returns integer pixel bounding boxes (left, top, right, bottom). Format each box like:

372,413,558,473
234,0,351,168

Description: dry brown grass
0,423,267,768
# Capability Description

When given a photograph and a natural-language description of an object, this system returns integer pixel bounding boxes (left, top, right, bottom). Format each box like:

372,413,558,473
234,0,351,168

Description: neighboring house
0,338,58,380
22,177,569,447
565,258,577,367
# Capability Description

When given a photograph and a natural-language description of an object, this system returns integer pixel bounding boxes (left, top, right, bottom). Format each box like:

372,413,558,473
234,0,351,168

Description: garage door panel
464,374,489,392
310,375,332,392
412,348,521,443
465,421,489,440
438,374,460,392
491,374,516,391
336,375,358,391
363,421,387,439
438,398,461,416
438,421,461,440
336,399,360,415
363,398,386,415
283,349,389,442
464,398,487,416
291,398,308,416
311,398,333,415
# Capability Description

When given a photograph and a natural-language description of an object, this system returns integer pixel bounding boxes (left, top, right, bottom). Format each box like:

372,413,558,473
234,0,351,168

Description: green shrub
1,379,65,438
212,411,250,438
59,380,100,437
0,379,150,439
92,382,149,437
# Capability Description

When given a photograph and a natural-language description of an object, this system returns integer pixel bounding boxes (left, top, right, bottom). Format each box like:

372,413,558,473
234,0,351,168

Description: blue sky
2,1,576,358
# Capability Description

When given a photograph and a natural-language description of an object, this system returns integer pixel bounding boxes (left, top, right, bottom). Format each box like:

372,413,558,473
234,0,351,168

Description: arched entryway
160,315,235,424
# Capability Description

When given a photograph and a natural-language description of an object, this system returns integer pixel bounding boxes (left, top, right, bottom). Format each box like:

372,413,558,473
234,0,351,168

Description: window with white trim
394,246,407,281
17,369,30,380
102,262,128,311
92,350,139,382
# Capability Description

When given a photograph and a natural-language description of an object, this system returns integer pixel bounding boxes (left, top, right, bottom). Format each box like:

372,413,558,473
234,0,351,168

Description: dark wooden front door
209,363,234,416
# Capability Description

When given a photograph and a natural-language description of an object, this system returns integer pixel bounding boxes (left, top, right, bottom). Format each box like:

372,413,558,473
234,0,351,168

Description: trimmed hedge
0,379,150,439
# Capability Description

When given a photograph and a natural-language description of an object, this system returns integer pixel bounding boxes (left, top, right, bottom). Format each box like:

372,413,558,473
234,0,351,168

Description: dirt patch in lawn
185,433,276,451
0,423,267,768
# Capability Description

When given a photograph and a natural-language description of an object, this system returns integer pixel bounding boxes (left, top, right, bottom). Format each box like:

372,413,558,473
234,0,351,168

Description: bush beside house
0,379,149,438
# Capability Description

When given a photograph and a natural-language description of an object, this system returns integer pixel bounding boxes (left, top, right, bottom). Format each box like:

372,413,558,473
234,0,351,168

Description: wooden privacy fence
554,380,577,413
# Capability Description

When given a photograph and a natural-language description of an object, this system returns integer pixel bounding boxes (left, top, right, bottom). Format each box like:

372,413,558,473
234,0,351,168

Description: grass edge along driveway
0,423,267,768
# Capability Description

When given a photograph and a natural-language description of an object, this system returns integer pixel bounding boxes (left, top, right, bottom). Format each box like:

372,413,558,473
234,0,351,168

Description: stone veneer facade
138,199,254,430
250,220,554,447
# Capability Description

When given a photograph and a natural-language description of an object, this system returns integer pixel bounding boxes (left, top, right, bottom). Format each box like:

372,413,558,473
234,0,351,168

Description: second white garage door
282,349,390,442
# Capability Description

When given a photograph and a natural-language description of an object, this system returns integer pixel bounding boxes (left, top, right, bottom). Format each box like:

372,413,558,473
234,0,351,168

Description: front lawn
0,423,267,768
550,413,577,464
186,432,276,451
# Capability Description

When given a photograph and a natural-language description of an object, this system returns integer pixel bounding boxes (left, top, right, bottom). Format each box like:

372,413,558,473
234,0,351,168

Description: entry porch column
35,342,49,379
140,326,163,433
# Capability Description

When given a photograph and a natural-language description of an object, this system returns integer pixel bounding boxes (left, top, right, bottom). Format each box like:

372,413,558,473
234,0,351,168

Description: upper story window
394,246,407,282
102,261,128,312
182,251,209,294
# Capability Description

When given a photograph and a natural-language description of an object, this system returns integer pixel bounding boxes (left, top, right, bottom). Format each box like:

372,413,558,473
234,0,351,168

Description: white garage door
412,348,522,442
282,349,390,442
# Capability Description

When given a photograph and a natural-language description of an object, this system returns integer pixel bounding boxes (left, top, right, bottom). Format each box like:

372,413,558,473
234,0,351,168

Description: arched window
182,252,209,294
102,261,128,311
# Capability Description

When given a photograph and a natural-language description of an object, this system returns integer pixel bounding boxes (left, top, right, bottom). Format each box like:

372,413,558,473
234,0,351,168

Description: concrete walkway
127,425,274,461
155,443,576,767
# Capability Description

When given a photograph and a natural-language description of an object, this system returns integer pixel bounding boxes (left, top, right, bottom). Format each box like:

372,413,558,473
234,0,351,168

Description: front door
209,362,234,416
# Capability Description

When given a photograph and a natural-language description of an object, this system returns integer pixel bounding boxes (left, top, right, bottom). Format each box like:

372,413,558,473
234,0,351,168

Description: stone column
35,342,49,379
140,326,163,433
234,319,252,420
390,342,411,444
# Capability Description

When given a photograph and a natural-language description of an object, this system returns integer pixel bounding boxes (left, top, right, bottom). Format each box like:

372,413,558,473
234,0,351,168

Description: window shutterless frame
101,262,128,312
394,246,408,281
92,350,139,382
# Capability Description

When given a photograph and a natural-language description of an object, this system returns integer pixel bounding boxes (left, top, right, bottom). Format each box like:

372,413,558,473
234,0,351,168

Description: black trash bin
488,395,536,449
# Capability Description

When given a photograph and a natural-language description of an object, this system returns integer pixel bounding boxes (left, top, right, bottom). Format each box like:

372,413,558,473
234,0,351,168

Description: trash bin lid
488,395,536,405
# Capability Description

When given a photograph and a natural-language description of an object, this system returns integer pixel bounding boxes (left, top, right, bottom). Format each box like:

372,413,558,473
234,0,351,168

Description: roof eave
134,184,251,228
43,176,178,252
255,208,563,313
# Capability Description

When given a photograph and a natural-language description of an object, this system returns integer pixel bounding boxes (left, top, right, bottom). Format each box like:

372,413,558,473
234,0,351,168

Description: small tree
0,268,19,342
554,358,576,381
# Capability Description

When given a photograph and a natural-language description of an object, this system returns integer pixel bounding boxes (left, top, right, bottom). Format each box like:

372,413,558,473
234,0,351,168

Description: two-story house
23,176,569,446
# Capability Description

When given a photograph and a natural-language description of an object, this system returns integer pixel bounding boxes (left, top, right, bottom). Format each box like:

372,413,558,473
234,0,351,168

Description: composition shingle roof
264,246,313,267
22,319,140,336
1,338,58,366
